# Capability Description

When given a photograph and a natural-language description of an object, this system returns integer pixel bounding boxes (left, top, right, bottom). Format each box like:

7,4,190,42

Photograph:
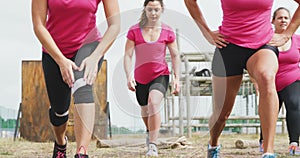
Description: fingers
172,82,180,94
83,68,98,85
127,79,136,91
215,34,228,48
61,68,74,88
127,77,136,91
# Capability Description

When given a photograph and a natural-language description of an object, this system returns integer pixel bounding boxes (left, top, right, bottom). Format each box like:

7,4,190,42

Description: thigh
148,75,169,104
73,41,104,80
42,53,71,111
246,46,278,80
149,75,169,96
212,44,249,77
135,82,150,106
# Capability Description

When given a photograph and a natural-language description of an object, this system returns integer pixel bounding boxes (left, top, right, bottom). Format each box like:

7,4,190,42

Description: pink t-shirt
127,23,175,84
43,0,102,58
219,0,274,49
276,35,300,91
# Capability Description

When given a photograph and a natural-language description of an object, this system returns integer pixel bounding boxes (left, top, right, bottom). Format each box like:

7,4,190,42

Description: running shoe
289,142,300,155
52,136,68,158
262,153,276,158
259,140,264,153
207,144,221,158
74,146,88,158
146,143,158,157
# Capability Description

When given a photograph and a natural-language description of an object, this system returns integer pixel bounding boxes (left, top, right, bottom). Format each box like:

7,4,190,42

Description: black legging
260,80,300,144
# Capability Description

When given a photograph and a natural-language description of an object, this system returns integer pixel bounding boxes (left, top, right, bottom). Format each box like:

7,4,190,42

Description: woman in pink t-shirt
185,0,300,158
258,7,300,155
124,0,180,156
32,0,120,157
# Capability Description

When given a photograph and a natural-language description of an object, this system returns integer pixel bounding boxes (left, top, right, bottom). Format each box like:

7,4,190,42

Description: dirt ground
0,133,296,158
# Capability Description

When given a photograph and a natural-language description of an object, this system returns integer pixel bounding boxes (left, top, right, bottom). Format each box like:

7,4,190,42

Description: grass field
0,133,296,158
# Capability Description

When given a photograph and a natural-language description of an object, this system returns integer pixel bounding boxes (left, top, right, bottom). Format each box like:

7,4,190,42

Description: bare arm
269,0,300,46
184,0,227,48
80,0,121,85
284,0,300,38
123,39,136,91
31,0,78,87
167,40,181,94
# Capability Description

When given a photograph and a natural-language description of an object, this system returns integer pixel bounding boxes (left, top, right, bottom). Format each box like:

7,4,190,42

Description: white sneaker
146,143,158,157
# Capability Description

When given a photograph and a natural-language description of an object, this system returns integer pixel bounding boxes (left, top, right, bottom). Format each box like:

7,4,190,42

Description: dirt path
0,133,295,158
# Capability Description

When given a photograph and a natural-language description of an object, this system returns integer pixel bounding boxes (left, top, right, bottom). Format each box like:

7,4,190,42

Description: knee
49,108,69,126
72,79,94,104
147,100,161,115
256,71,276,92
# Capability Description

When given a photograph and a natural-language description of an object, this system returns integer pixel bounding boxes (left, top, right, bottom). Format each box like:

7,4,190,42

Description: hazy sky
0,0,299,128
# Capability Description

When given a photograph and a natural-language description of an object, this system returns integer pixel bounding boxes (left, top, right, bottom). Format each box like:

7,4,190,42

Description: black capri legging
42,41,103,126
260,80,300,144
278,80,300,144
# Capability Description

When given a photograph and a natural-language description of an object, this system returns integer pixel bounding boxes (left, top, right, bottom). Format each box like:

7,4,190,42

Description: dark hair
272,7,290,21
139,0,164,28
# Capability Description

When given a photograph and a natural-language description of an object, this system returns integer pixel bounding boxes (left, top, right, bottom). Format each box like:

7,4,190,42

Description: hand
127,76,136,92
172,79,180,94
208,30,229,48
58,58,79,88
268,33,289,47
79,55,100,85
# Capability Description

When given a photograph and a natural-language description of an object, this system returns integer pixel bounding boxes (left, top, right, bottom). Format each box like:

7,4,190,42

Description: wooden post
20,60,107,142
184,57,191,138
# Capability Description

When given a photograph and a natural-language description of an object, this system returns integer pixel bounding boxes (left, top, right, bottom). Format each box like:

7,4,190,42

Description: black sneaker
74,146,88,158
52,137,68,158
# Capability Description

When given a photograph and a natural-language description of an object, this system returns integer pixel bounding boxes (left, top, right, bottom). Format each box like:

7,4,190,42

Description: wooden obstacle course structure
20,60,108,142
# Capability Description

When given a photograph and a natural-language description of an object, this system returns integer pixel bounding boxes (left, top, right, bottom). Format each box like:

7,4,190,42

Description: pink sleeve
127,29,135,41
166,30,176,44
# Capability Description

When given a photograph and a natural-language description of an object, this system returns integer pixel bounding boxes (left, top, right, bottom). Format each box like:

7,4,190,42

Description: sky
0,0,299,129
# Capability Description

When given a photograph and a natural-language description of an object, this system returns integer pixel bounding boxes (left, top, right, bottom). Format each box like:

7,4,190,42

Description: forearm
171,54,181,81
284,4,300,38
90,23,120,61
33,25,66,65
123,54,133,80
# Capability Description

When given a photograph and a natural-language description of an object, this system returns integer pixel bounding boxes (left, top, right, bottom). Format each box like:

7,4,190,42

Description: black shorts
212,43,279,77
135,75,169,106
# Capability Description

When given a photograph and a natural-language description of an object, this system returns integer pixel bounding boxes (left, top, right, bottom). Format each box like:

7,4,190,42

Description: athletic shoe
146,143,158,157
207,144,221,158
262,153,276,158
259,140,264,153
289,142,300,155
52,136,68,158
74,146,88,158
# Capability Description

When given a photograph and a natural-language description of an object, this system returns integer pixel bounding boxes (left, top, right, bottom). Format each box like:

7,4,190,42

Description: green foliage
0,117,16,129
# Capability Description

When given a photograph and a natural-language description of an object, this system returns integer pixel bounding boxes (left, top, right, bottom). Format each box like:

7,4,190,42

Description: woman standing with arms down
184,0,300,158
124,0,180,157
258,7,300,156
31,0,120,157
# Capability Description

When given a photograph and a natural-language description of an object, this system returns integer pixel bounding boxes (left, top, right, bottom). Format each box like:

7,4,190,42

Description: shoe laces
208,145,221,158
56,151,66,158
